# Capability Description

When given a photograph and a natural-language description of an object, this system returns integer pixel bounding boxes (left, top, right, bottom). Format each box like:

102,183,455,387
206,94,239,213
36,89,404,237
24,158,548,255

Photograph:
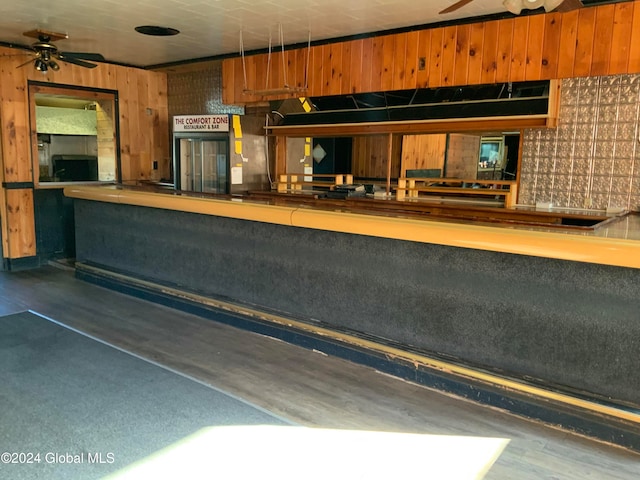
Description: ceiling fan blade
57,54,98,69
553,0,583,12
15,57,36,69
439,0,475,14
59,52,105,62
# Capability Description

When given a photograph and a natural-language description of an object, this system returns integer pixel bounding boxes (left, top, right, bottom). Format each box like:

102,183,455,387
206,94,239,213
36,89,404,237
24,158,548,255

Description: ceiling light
134,25,180,36
503,0,564,14
48,60,60,71
34,59,48,72
524,0,545,8
503,0,523,14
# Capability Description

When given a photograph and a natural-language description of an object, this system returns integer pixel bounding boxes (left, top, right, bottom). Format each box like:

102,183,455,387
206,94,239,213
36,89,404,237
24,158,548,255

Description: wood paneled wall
222,1,640,105
352,135,401,179
0,47,169,260
400,134,447,177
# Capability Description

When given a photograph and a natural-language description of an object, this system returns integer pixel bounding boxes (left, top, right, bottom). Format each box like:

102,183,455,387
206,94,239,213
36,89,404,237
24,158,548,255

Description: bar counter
65,183,640,450
65,184,640,269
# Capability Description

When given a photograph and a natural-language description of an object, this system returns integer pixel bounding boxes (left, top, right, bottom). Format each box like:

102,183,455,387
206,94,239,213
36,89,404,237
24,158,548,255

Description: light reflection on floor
106,425,510,480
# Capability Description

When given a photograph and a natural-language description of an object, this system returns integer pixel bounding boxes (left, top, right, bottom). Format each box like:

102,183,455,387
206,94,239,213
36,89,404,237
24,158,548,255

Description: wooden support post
274,135,287,190
386,133,393,195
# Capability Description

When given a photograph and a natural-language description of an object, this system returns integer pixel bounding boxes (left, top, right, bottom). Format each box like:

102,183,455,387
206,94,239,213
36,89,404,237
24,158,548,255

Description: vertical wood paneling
453,24,470,86
416,29,431,88
400,134,446,177
573,7,597,77
525,14,545,81
428,28,443,88
116,69,133,182
221,58,235,104
510,17,529,82
557,9,579,78
370,36,385,92
137,70,152,180
324,43,343,95
609,2,634,75
341,41,352,94
295,47,308,90
467,22,485,85
352,135,400,179
1,46,168,260
268,46,282,92
152,73,170,181
349,40,364,94
541,13,562,80
235,56,251,102
391,135,402,179
481,21,499,85
441,26,457,86
283,49,295,90
392,33,408,90
320,44,332,96
495,19,513,83
0,100,7,257
403,31,419,90
238,54,255,99
591,4,616,76
381,35,396,91
224,2,640,102
243,54,258,101
5,189,35,258
310,45,324,96
1,59,30,183
360,37,374,93
629,2,640,73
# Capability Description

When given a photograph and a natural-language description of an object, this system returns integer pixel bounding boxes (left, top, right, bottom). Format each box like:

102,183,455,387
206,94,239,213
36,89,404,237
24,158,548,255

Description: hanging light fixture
34,50,60,73
34,58,48,72
503,0,565,14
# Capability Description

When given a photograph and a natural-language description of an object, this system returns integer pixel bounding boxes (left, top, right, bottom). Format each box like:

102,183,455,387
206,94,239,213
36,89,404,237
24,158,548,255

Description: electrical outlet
152,161,158,170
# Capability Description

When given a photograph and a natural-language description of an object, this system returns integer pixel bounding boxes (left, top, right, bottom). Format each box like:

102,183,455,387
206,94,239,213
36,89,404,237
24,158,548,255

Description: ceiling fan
10,29,105,72
439,0,583,15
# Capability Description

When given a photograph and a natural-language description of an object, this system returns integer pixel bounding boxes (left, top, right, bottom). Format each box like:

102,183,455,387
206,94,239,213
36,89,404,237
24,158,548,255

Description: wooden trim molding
267,115,551,137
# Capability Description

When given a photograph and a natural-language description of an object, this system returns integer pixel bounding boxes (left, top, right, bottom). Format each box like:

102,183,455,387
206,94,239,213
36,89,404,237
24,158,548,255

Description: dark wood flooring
1,265,638,479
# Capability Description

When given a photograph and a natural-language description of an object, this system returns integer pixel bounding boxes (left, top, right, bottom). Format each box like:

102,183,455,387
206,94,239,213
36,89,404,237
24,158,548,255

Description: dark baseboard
3,256,40,271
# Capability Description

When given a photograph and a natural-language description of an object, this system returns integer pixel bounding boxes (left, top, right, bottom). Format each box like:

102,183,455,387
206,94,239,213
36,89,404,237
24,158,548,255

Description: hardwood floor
1,265,638,479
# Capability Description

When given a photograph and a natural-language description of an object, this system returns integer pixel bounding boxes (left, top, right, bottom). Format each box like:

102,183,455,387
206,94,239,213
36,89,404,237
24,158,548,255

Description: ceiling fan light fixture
504,0,562,14
503,0,523,14
34,58,48,72
48,60,60,71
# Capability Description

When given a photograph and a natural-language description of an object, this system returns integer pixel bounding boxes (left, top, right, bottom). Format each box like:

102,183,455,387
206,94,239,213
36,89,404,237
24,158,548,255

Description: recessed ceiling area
0,0,617,69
